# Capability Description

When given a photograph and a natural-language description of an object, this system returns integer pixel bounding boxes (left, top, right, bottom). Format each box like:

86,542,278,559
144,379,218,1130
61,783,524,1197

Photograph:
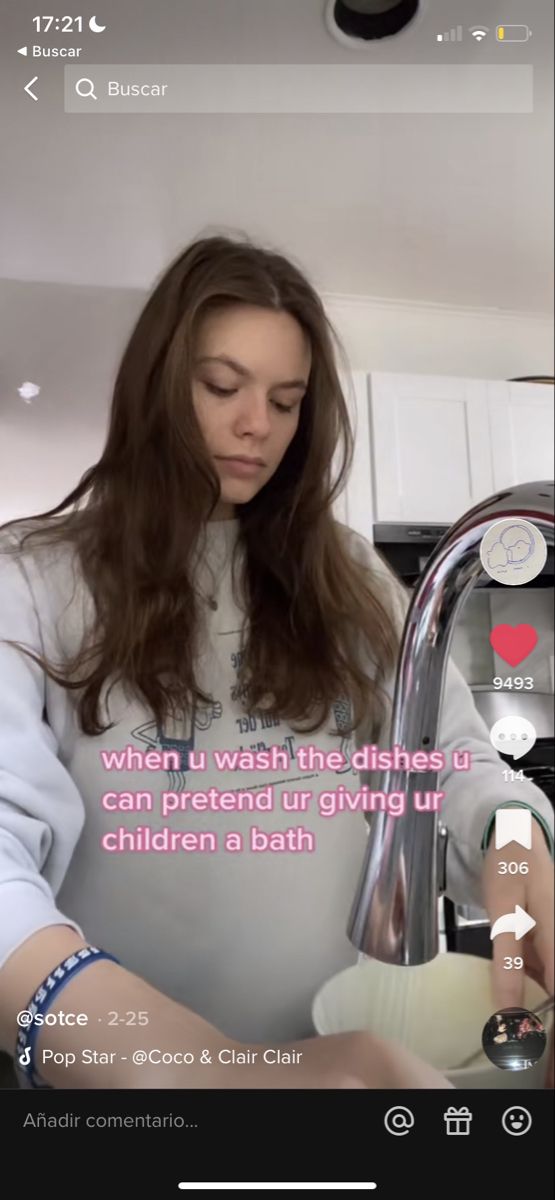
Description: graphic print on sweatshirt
123,615,357,792
129,698,224,790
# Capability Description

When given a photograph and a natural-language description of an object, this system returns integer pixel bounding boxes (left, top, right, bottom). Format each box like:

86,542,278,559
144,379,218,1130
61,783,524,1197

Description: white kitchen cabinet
367,372,494,524
335,370,554,539
486,381,554,490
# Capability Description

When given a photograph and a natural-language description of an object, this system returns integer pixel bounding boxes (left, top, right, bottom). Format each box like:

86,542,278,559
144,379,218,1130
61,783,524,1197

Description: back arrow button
24,76,39,101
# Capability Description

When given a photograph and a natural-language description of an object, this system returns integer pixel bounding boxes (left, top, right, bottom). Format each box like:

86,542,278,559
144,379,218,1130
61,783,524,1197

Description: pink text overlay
97,743,472,854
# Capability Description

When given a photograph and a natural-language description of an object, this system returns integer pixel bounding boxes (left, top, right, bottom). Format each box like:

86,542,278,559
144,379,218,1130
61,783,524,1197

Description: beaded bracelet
15,945,120,1089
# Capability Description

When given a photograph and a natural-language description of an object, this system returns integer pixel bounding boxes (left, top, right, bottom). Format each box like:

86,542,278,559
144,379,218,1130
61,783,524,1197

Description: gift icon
444,1106,473,1135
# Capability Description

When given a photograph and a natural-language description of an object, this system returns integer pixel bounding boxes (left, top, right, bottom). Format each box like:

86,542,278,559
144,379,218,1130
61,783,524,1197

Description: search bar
176,1186,378,1192
64,64,533,113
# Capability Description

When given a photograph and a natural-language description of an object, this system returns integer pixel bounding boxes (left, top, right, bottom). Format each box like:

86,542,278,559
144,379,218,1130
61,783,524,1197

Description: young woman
0,235,553,1090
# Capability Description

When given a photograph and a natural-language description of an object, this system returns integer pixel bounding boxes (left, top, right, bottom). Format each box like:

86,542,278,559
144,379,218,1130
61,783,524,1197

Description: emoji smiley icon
501,1106,533,1136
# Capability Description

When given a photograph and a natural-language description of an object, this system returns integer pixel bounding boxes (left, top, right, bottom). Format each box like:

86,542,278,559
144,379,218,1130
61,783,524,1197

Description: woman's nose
235,392,272,437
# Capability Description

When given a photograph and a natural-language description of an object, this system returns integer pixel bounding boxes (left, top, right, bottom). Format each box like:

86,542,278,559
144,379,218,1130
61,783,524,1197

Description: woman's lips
216,457,264,477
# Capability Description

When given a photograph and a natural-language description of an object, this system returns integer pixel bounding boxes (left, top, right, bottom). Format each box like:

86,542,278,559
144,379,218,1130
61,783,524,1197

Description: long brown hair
1,233,400,739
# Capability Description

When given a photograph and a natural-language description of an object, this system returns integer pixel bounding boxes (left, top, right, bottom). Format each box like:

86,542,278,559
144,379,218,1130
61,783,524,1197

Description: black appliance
373,522,554,589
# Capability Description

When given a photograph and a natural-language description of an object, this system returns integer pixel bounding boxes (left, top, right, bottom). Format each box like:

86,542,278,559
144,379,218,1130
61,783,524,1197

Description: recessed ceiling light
325,0,421,48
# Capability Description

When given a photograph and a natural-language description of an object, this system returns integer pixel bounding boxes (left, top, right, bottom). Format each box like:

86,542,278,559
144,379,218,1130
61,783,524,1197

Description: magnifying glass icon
75,78,98,100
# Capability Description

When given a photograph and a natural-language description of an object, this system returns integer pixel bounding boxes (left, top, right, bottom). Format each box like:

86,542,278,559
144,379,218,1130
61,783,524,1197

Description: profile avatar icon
486,524,533,570
480,518,547,585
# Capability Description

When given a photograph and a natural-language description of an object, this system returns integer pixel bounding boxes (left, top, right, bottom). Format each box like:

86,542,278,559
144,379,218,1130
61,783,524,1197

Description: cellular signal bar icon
437,26,463,42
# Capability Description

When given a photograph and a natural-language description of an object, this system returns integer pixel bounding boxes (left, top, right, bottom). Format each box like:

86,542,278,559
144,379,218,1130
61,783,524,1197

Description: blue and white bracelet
15,945,120,1089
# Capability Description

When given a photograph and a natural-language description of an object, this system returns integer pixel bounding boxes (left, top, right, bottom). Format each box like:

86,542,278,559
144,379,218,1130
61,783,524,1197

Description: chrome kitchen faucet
347,480,554,965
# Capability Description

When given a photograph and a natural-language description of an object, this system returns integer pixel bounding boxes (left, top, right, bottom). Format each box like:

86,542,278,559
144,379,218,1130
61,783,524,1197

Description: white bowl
312,953,552,1089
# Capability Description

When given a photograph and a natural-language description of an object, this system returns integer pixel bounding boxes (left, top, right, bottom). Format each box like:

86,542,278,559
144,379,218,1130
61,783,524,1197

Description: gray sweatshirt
0,517,552,1042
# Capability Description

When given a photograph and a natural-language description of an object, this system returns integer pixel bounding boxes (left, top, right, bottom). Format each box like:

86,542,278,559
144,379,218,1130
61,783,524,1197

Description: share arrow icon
490,904,536,941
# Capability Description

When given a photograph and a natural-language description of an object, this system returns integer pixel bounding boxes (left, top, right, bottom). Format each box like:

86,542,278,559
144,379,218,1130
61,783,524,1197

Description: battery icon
496,25,531,41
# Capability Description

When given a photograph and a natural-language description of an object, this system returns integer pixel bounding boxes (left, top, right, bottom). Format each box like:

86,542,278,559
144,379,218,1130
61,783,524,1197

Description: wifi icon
469,26,490,41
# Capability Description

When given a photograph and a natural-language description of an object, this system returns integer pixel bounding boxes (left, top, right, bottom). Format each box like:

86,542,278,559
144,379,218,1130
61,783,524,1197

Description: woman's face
192,305,311,519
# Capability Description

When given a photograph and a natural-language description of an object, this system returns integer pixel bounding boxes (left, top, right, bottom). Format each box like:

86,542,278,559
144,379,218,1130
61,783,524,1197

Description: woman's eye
205,382,295,413
205,383,236,397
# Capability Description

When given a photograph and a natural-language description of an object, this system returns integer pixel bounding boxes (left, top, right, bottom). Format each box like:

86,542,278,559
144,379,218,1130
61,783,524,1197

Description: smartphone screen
0,0,553,1192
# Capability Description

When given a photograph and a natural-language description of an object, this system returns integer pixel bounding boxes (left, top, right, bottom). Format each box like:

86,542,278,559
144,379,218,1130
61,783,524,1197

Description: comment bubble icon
490,716,536,761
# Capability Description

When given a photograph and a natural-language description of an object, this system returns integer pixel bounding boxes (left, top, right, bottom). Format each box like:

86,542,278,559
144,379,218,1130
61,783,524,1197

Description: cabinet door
487,382,555,489
368,372,494,523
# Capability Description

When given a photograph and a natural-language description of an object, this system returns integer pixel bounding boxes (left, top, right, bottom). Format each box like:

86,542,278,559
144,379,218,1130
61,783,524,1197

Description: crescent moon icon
89,16,106,32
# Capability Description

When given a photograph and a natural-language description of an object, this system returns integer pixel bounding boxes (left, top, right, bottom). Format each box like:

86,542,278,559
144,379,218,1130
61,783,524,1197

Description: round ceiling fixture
325,0,421,47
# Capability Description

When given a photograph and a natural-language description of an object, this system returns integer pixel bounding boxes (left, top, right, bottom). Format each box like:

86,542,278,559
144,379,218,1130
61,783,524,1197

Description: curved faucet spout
347,481,554,965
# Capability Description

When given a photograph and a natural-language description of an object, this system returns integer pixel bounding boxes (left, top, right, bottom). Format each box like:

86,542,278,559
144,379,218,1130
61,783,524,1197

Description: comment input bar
64,64,533,114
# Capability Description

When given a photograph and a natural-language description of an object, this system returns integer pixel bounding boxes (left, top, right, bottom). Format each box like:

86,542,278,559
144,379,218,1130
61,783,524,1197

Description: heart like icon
490,624,538,666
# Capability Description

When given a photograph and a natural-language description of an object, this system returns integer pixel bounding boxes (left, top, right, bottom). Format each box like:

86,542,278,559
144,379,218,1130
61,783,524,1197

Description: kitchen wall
0,279,133,526
324,293,554,379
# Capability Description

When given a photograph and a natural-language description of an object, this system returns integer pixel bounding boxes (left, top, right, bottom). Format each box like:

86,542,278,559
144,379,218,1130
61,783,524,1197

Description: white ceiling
0,0,553,312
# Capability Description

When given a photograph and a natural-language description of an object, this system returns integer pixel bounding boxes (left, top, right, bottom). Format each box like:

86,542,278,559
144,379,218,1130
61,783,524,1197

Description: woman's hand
253,1031,453,1090
482,816,554,1087
189,1031,453,1090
